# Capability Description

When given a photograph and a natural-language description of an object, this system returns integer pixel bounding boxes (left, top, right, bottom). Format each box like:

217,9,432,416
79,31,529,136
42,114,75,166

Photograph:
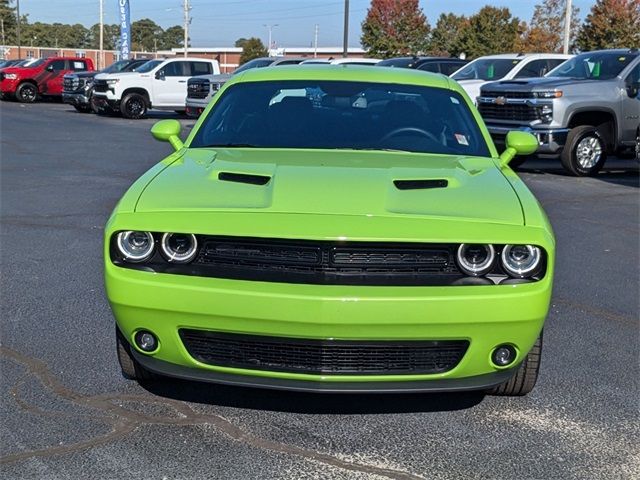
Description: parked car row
1,49,637,176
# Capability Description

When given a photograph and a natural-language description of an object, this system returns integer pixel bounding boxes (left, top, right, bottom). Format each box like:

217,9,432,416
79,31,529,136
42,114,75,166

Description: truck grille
187,79,210,99
63,77,86,93
179,330,469,375
93,79,109,93
478,102,540,122
481,90,532,99
190,237,460,285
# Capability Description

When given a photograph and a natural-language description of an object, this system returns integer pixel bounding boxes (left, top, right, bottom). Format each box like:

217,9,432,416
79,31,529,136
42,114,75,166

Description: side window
625,63,639,84
514,59,549,78
547,59,566,72
48,60,67,71
417,62,439,73
71,61,87,71
162,61,189,77
440,62,463,76
190,62,212,76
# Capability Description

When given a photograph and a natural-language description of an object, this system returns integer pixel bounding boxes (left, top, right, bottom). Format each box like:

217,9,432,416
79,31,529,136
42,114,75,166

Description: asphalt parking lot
1,100,638,479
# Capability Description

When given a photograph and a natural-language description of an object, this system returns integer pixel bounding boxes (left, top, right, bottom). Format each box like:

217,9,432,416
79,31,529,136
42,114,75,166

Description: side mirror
46,65,54,72
499,131,538,166
155,70,165,80
626,81,639,98
151,119,183,151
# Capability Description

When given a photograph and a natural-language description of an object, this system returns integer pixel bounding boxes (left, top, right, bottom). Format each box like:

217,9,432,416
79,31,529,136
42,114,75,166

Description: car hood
67,71,98,79
481,76,601,92
135,149,524,226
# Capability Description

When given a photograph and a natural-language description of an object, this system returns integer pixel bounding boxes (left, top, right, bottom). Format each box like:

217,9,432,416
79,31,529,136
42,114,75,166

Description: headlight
161,233,198,263
501,244,542,278
456,244,496,276
106,79,119,85
4,73,17,80
534,90,562,98
116,231,155,262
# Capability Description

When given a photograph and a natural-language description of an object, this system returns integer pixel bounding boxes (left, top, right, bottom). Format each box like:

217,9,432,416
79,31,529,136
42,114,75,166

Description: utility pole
313,24,319,58
563,0,572,55
99,0,104,69
16,0,21,59
1,19,5,49
263,24,278,54
342,0,349,58
183,0,190,58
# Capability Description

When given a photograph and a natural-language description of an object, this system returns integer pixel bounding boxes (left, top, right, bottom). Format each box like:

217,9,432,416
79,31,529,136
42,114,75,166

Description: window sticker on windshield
450,96,460,104
619,57,626,62
73,61,84,69
455,133,469,146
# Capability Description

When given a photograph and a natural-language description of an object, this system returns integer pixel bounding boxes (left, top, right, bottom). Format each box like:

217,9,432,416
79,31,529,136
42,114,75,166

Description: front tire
487,334,542,396
16,82,38,103
561,126,607,176
116,327,156,381
120,93,148,119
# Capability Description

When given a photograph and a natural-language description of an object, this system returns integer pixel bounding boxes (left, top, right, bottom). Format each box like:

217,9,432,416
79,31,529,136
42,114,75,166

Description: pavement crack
0,346,422,479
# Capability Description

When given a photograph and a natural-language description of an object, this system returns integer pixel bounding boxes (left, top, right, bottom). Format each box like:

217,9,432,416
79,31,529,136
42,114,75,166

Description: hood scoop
218,171,271,186
393,179,448,190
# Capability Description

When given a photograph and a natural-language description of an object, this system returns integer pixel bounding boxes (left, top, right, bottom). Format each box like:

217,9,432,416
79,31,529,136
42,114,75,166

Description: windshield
191,80,490,157
19,58,45,67
377,58,415,68
452,58,520,81
135,59,162,73
102,60,130,74
234,58,275,75
546,52,638,80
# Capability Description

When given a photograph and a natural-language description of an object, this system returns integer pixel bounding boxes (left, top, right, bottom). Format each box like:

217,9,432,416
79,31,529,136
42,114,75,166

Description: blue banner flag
118,0,131,59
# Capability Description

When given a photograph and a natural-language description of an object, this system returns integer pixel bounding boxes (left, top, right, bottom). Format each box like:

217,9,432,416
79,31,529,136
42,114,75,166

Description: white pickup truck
93,57,220,119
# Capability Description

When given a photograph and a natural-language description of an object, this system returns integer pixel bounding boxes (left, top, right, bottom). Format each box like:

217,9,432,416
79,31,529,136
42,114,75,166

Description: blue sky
24,0,596,48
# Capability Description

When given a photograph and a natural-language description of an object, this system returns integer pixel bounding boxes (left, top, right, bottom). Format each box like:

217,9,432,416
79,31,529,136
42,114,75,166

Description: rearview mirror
151,119,183,151
499,131,538,166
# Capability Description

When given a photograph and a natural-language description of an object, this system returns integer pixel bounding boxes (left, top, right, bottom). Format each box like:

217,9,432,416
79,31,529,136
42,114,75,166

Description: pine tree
428,13,467,57
361,0,430,57
457,6,522,58
522,0,581,53
239,37,267,65
575,0,640,50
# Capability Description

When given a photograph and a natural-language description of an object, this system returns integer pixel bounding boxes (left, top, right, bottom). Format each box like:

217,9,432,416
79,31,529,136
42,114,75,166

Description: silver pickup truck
478,49,640,176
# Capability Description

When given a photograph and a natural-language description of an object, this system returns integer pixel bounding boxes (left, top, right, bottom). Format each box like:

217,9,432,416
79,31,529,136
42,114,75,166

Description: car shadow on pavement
140,379,485,414
516,159,639,188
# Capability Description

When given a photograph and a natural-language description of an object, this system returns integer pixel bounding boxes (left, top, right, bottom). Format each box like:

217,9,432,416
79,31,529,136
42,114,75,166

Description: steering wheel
381,127,441,145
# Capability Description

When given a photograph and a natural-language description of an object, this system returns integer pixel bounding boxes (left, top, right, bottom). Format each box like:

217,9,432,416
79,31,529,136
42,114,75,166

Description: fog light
492,345,516,367
134,331,157,352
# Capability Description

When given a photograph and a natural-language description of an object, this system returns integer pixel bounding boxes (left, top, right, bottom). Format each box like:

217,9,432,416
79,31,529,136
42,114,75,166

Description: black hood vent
218,172,271,186
394,179,448,190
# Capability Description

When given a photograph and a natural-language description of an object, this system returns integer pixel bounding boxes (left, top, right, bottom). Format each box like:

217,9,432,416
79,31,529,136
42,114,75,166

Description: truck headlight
106,79,119,85
534,91,562,98
4,73,17,80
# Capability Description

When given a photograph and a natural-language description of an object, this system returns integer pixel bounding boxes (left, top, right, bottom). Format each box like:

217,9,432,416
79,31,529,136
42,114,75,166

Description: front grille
0,72,6,81
63,77,85,93
478,103,540,121
93,79,109,93
191,237,459,285
180,330,469,375
481,90,533,99
187,79,210,99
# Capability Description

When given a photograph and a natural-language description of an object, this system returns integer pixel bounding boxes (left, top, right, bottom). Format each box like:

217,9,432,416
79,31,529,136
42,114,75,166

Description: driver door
153,61,191,107
621,62,640,143
41,59,70,95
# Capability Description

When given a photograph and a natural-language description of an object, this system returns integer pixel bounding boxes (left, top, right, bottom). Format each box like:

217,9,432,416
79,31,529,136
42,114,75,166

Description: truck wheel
120,93,147,119
16,82,38,103
116,327,156,381
487,334,542,396
561,126,607,176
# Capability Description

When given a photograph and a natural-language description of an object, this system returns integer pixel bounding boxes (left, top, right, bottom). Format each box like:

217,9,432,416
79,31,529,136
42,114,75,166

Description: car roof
232,64,453,90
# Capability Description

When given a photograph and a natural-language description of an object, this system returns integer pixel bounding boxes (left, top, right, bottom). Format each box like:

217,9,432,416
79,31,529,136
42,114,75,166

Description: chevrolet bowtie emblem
495,96,507,105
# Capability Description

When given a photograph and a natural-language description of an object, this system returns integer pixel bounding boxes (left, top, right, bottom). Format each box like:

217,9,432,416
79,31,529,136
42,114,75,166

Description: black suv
62,58,149,113
377,56,468,76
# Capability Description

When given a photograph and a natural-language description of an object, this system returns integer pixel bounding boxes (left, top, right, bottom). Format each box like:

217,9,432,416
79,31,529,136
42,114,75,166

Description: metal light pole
563,0,572,54
313,24,319,58
342,0,349,58
183,0,190,57
263,24,278,54
99,0,104,69
16,0,21,58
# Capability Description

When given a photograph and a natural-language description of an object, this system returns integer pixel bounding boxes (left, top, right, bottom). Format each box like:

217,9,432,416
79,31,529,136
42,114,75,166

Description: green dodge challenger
105,66,554,395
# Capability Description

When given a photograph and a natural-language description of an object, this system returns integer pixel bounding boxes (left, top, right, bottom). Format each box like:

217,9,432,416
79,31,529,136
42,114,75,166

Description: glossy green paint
499,131,539,166
151,119,183,151
105,66,555,386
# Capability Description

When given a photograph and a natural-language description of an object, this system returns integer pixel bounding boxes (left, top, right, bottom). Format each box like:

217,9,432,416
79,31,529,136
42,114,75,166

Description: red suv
0,57,95,103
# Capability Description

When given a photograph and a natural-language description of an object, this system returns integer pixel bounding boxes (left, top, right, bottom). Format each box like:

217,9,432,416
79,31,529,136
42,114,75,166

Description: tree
0,0,17,45
21,22,89,48
457,6,522,58
234,37,248,48
361,0,430,57
160,25,184,50
131,18,162,51
575,0,640,51
521,0,580,53
428,13,467,57
87,23,120,50
239,37,267,64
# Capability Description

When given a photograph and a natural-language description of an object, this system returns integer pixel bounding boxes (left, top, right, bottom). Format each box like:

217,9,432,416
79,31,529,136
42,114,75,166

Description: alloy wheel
576,136,602,169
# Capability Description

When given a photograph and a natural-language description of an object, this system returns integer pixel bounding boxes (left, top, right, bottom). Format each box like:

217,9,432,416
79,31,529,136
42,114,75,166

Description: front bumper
486,124,569,155
186,98,209,118
92,93,118,112
0,78,19,95
62,92,90,106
